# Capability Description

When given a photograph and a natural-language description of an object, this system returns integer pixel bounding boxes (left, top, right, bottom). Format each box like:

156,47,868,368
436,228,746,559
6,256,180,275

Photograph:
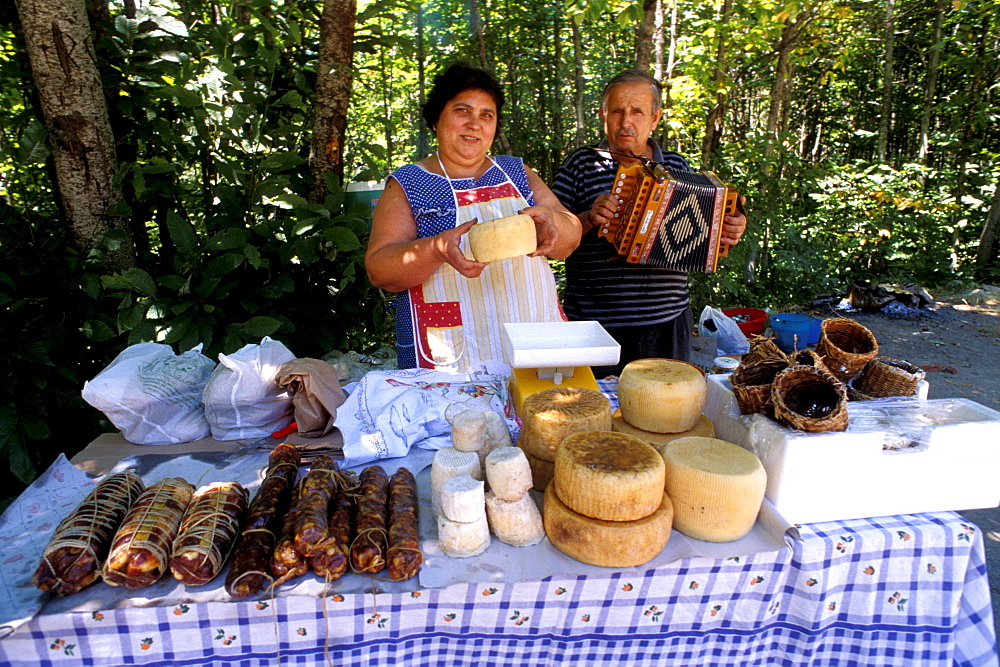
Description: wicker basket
772,365,849,432
730,358,788,415
856,357,926,398
815,318,879,382
845,373,876,401
743,335,789,367
790,348,830,375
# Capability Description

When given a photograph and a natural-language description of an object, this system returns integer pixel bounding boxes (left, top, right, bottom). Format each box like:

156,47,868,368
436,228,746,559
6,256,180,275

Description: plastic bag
202,336,297,441
81,343,216,445
698,306,750,356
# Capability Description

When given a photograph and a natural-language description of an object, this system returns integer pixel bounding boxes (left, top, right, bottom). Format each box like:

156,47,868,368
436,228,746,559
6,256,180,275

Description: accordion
597,162,741,272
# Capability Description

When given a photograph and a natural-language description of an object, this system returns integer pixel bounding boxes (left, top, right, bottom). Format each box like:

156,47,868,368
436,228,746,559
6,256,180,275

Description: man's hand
720,195,748,246
584,192,621,234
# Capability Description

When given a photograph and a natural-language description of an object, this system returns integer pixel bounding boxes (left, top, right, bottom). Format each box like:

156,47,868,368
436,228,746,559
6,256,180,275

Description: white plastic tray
703,375,1000,524
501,321,620,369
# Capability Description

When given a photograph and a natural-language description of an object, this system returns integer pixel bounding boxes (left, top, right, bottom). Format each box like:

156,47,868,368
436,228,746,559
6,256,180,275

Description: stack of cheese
613,359,715,457
436,473,491,558
484,446,545,547
543,431,673,567
515,387,612,491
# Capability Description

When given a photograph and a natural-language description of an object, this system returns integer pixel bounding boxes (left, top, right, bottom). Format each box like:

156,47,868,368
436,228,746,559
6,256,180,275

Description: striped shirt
552,140,692,327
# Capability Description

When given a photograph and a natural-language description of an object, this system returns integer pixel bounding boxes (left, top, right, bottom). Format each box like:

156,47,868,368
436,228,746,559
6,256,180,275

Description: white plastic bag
82,343,216,445
202,336,297,440
698,306,750,355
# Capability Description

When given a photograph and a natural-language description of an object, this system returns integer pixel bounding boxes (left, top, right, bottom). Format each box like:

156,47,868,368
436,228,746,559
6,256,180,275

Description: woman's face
434,88,498,166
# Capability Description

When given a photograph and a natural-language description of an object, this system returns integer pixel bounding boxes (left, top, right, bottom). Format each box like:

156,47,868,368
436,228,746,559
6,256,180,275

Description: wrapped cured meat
169,481,249,586
309,470,357,581
293,455,339,557
386,468,423,581
103,477,196,589
350,465,389,574
33,471,145,595
270,480,309,584
225,442,301,598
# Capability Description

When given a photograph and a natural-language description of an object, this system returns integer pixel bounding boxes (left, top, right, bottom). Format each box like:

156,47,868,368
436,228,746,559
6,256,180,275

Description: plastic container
722,308,768,337
345,181,385,214
769,313,813,352
807,317,822,345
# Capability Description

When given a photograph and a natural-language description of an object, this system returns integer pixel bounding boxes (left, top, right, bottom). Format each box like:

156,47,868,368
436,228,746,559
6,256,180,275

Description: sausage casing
387,468,423,581
103,477,196,589
293,455,339,557
33,471,145,595
350,465,389,574
169,481,248,586
225,442,300,598
310,470,357,580
270,480,308,583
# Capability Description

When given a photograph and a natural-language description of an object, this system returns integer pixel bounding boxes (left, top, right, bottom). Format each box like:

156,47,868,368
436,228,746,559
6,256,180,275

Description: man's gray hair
600,69,663,114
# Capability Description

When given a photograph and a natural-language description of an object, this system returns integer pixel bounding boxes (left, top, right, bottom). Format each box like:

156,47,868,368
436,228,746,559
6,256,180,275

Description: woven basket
743,335,789,367
845,373,876,401
815,318,879,382
730,358,788,415
772,365,849,432
790,348,830,375
856,357,926,398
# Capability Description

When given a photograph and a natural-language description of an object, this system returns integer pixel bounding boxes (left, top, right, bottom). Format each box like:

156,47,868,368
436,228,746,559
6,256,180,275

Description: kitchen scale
501,321,621,415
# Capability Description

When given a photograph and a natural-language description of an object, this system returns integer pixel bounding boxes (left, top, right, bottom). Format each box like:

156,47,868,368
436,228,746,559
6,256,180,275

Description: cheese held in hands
467,214,537,263
660,436,766,543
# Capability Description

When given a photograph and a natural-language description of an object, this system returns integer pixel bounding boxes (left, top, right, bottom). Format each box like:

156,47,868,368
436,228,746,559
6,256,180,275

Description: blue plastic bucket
807,317,822,345
770,313,814,352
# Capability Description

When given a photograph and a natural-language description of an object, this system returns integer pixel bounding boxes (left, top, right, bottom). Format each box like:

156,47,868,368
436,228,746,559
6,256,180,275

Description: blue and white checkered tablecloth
0,509,995,666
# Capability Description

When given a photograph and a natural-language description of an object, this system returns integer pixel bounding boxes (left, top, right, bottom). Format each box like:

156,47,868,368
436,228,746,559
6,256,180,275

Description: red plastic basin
722,308,768,337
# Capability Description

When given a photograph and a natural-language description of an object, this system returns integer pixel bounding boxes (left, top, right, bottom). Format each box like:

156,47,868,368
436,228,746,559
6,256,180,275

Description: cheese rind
485,491,545,547
522,448,554,491
451,409,487,453
437,513,491,558
440,474,486,524
660,436,766,543
467,214,537,263
516,387,612,460
485,446,534,501
612,410,715,450
431,447,483,514
543,483,673,567
553,431,665,521
617,359,707,433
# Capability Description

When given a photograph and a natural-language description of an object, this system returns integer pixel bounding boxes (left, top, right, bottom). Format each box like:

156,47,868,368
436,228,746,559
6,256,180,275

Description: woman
366,64,582,371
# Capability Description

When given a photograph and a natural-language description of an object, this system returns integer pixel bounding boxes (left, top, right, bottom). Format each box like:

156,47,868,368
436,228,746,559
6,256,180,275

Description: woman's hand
519,205,563,257
436,219,486,278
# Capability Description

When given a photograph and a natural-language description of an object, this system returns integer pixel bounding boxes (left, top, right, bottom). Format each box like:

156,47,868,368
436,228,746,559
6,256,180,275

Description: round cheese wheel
522,448,554,491
660,436,766,543
437,513,490,558
440,474,486,524
485,446,534,501
451,409,486,453
553,430,665,522
485,491,545,547
543,482,673,568
617,359,707,433
467,214,536,263
612,410,715,451
516,387,612,460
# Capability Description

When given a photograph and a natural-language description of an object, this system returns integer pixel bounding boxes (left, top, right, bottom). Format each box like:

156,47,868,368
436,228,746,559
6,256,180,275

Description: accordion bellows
598,162,740,272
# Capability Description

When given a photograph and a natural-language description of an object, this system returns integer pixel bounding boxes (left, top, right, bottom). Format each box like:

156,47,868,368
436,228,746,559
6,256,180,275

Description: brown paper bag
275,358,347,438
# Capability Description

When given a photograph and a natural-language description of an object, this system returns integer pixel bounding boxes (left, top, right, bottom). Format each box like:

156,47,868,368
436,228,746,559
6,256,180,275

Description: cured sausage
33,471,145,595
169,481,248,586
349,465,389,574
309,470,357,581
270,480,308,584
103,477,196,589
225,442,300,598
293,455,339,557
386,468,423,581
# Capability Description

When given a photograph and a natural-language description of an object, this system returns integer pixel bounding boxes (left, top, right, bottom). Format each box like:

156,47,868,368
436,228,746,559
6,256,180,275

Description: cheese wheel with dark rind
522,448,554,492
617,359,707,433
612,410,715,450
516,387,612,460
543,483,673,568
553,430,664,522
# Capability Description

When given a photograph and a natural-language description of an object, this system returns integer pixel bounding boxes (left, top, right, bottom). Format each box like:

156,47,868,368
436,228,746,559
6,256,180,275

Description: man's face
601,82,662,160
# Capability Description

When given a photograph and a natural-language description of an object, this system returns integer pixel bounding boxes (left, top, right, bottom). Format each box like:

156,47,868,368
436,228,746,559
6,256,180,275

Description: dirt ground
808,286,1000,639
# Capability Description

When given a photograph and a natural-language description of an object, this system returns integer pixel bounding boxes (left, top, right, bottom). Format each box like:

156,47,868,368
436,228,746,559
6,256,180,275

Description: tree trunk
700,0,733,168
653,0,665,81
571,18,586,148
15,0,134,271
918,0,947,164
417,3,428,160
309,0,357,203
634,0,657,71
976,181,1000,270
877,0,895,163
470,0,490,71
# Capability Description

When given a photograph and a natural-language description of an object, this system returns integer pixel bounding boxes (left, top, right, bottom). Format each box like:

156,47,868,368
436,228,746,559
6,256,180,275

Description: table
0,507,995,665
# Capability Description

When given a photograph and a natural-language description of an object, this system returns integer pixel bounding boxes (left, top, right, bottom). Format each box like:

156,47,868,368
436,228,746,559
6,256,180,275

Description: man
552,69,747,375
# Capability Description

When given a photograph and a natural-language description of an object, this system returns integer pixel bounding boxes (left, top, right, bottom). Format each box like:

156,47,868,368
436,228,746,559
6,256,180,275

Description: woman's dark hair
421,63,504,130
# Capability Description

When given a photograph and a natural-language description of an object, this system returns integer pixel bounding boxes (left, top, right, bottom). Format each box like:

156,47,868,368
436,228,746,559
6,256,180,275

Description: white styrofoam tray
501,321,620,369
704,375,1000,524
